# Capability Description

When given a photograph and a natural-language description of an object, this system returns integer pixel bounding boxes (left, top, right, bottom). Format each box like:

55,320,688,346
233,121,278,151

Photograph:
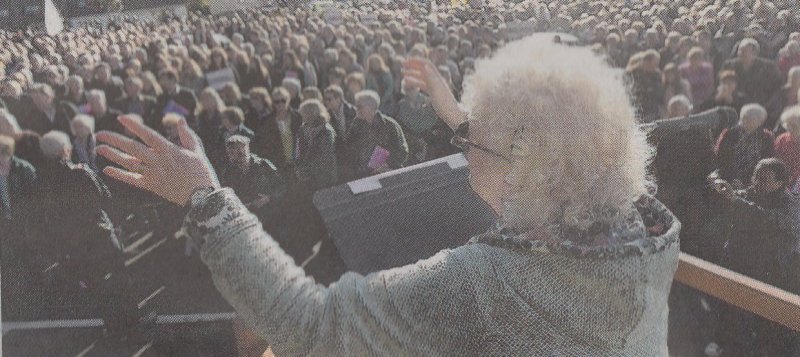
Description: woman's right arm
402,57,467,130
187,188,481,355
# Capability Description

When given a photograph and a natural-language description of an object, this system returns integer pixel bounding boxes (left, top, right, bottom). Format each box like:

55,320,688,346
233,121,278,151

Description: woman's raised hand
402,56,467,130
96,115,221,206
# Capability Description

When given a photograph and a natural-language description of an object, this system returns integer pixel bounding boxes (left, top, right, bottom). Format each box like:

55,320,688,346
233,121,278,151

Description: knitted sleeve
183,188,481,356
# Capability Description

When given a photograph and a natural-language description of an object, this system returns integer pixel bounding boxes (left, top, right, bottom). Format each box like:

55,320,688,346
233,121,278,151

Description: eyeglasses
450,121,512,163
273,98,287,104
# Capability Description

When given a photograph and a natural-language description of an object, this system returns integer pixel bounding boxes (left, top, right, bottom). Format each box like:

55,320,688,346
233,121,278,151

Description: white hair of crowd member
354,90,381,110
740,103,768,127
71,114,96,134
40,131,72,160
781,105,800,135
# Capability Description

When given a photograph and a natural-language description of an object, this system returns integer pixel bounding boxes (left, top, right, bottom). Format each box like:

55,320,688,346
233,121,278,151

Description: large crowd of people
1,0,800,354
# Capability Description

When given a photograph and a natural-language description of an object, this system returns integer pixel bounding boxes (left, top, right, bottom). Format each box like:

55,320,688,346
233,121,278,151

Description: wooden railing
675,252,800,331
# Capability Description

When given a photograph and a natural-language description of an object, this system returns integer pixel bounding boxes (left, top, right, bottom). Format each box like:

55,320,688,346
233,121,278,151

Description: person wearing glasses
95,36,680,355
252,86,302,174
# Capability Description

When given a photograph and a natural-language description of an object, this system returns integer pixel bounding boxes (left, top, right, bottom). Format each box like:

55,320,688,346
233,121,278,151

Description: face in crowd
226,142,250,170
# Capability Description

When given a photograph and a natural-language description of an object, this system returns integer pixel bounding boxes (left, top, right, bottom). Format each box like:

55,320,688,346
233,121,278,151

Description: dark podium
312,154,497,275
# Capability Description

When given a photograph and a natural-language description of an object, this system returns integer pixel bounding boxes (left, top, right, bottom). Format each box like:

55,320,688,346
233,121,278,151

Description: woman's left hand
96,115,221,206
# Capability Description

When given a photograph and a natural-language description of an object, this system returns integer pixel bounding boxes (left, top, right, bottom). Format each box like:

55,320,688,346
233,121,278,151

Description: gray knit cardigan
182,188,680,356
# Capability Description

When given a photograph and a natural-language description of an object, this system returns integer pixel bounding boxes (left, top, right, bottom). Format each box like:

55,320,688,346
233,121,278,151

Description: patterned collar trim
467,195,680,260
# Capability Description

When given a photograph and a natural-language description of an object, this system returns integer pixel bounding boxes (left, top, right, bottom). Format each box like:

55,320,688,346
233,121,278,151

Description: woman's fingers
119,114,173,150
96,131,154,161
96,145,145,173
103,166,147,191
176,117,201,151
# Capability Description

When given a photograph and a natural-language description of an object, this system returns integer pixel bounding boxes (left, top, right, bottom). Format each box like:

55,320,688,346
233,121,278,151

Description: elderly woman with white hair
713,103,776,188
70,114,99,172
96,36,680,355
774,105,800,185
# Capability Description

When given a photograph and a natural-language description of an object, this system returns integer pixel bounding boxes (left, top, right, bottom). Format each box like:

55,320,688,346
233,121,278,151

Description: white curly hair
461,35,653,232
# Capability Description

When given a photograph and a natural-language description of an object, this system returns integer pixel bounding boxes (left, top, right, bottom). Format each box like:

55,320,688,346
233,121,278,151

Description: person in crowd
197,87,226,148
346,90,408,178
23,83,72,135
713,103,776,189
244,87,273,134
70,114,99,172
302,87,322,102
695,70,749,114
208,48,237,84
113,77,157,128
161,113,183,146
711,158,798,356
156,68,198,133
326,67,347,89
220,82,246,109
34,130,145,342
667,95,693,119
394,79,449,165
0,134,36,227
659,32,682,68
774,106,800,184
233,51,264,93
626,50,666,123
63,75,87,110
280,50,307,89
722,38,784,107
96,35,679,356
296,43,318,89
139,71,163,98
344,71,366,104
87,90,124,135
365,54,396,113
778,40,800,78
295,99,337,190
282,77,303,110
0,133,38,297
322,85,357,181
180,59,208,95
214,107,255,170
91,63,124,104
252,87,302,173
0,109,44,169
767,66,800,132
603,33,627,68
220,134,288,235
338,49,363,74
679,47,716,105
0,80,25,119
662,63,693,111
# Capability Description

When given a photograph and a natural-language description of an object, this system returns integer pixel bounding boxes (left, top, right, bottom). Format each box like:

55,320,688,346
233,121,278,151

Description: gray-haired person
347,89,409,178
33,131,147,344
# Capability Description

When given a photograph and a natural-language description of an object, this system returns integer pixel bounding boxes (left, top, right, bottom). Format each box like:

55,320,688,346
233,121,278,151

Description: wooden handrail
675,252,800,331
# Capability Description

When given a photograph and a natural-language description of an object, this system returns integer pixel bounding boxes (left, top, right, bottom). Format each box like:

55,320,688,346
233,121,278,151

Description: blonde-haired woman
295,99,337,190
97,36,679,355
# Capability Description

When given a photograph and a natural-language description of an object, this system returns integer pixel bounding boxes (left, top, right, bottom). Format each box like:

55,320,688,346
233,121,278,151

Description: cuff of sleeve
178,187,254,253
